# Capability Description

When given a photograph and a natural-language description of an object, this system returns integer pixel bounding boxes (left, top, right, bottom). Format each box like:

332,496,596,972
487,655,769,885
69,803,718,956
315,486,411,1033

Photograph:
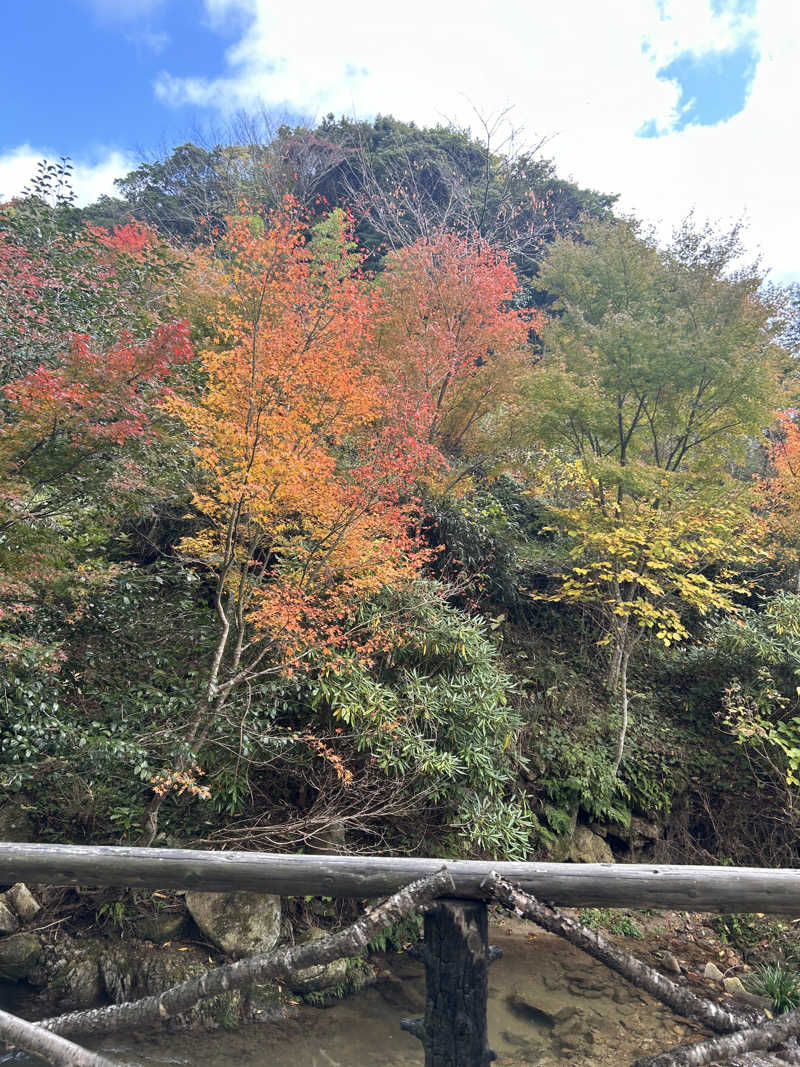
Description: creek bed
1,918,703,1066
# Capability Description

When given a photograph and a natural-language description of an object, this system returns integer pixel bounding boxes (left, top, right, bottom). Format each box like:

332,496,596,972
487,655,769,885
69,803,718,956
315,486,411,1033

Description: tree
373,231,535,468
146,203,436,842
758,411,800,589
1,161,179,383
316,113,616,279
525,217,785,772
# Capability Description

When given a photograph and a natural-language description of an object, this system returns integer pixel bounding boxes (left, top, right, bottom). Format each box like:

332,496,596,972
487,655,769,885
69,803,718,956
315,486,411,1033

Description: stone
566,825,615,864
629,816,662,844
0,900,19,934
132,909,186,943
0,931,41,980
185,889,281,958
288,926,349,993
45,940,105,1008
6,883,40,922
0,800,35,842
661,951,682,975
723,976,746,994
704,961,725,982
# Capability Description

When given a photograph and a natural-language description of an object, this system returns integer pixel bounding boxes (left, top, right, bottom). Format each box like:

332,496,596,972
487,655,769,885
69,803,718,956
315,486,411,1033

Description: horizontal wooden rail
1,844,799,913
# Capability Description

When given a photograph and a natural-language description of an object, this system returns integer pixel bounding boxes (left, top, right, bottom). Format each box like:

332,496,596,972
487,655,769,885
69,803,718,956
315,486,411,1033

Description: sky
2,0,798,282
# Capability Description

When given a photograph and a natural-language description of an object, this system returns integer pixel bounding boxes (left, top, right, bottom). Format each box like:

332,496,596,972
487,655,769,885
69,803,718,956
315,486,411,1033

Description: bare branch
0,1009,114,1067
41,868,455,1039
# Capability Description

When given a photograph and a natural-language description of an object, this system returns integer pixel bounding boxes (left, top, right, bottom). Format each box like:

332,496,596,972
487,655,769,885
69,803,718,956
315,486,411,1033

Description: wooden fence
2,844,800,1065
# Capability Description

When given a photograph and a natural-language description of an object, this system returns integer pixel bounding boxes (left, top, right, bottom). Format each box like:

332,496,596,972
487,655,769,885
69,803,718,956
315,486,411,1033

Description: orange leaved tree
759,411,800,589
373,232,536,468
150,205,436,839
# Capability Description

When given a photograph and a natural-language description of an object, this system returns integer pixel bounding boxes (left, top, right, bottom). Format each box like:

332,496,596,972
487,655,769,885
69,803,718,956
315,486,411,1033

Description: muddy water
2,918,703,1066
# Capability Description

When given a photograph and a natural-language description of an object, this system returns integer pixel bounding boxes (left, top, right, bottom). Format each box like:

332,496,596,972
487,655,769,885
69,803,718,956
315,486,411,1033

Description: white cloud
152,0,799,280
0,146,135,206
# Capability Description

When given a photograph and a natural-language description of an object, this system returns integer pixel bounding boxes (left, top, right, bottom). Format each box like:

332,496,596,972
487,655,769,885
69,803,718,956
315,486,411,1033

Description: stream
0,917,702,1066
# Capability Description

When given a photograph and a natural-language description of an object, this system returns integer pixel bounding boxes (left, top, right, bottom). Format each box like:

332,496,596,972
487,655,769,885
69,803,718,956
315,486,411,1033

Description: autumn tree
757,411,800,589
0,160,179,383
147,204,439,841
525,217,785,771
373,231,535,471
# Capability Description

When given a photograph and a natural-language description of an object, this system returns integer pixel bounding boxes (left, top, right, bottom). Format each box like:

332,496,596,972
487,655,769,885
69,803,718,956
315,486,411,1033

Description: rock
185,890,281,957
99,941,258,1030
374,973,426,1013
44,940,105,1008
704,961,725,982
288,927,349,993
6,883,40,922
0,932,41,980
0,800,35,842
0,901,19,935
629,816,662,845
566,825,615,864
729,990,773,1012
723,976,746,994
132,909,186,943
661,951,682,975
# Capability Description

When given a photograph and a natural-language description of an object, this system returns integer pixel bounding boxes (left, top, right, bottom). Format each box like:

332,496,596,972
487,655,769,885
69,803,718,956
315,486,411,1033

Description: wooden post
402,898,495,1066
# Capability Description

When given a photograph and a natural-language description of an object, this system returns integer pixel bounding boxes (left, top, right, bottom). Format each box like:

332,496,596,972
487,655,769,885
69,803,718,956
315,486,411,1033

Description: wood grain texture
1,844,800,913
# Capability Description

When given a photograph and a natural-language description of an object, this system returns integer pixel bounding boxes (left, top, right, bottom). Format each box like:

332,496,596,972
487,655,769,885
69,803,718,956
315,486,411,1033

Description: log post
402,898,495,1066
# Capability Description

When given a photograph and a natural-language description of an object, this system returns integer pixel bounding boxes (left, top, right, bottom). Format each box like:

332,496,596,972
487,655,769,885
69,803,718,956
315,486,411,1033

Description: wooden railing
2,844,800,1066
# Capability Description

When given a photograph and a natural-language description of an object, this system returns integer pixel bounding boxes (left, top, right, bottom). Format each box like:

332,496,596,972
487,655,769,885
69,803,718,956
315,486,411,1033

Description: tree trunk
632,1012,800,1067
0,1008,114,1067
482,873,758,1036
418,899,494,1066
607,632,624,692
612,645,631,776
40,868,454,1039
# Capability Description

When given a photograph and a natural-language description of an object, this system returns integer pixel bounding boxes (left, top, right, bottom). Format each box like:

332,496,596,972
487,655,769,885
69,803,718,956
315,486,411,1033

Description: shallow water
1,918,702,1066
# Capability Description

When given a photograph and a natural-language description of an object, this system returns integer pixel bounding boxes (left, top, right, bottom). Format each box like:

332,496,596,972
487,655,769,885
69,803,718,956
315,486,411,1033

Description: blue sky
1,1,234,157
2,0,798,281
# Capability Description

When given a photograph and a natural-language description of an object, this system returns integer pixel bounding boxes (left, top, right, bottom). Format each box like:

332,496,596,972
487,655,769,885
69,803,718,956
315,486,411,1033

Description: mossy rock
0,931,41,981
185,890,281,958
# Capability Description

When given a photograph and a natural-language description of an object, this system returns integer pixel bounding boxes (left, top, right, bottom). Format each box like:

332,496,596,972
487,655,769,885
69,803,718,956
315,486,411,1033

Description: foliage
374,230,535,461
688,593,800,788
758,410,800,584
744,961,800,1013
1,159,181,382
307,582,534,857
522,216,784,769
579,908,644,939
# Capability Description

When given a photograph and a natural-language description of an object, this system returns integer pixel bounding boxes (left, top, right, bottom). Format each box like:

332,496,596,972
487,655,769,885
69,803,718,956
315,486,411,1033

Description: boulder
185,890,281,957
566,825,615,864
132,909,187,943
628,816,662,846
43,939,106,1008
288,927,349,993
0,901,19,935
6,883,40,922
0,932,41,980
703,961,724,982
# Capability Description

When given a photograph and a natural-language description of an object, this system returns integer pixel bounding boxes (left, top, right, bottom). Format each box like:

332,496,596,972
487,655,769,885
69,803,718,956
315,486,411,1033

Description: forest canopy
1,119,798,867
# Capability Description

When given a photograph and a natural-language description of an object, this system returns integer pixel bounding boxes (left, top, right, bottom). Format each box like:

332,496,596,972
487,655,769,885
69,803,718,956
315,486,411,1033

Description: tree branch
40,867,455,1039
0,1008,114,1067
632,1014,800,1067
482,873,758,1036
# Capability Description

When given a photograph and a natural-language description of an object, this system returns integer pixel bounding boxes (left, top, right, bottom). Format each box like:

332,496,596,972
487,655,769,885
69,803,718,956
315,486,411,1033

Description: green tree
525,217,786,771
